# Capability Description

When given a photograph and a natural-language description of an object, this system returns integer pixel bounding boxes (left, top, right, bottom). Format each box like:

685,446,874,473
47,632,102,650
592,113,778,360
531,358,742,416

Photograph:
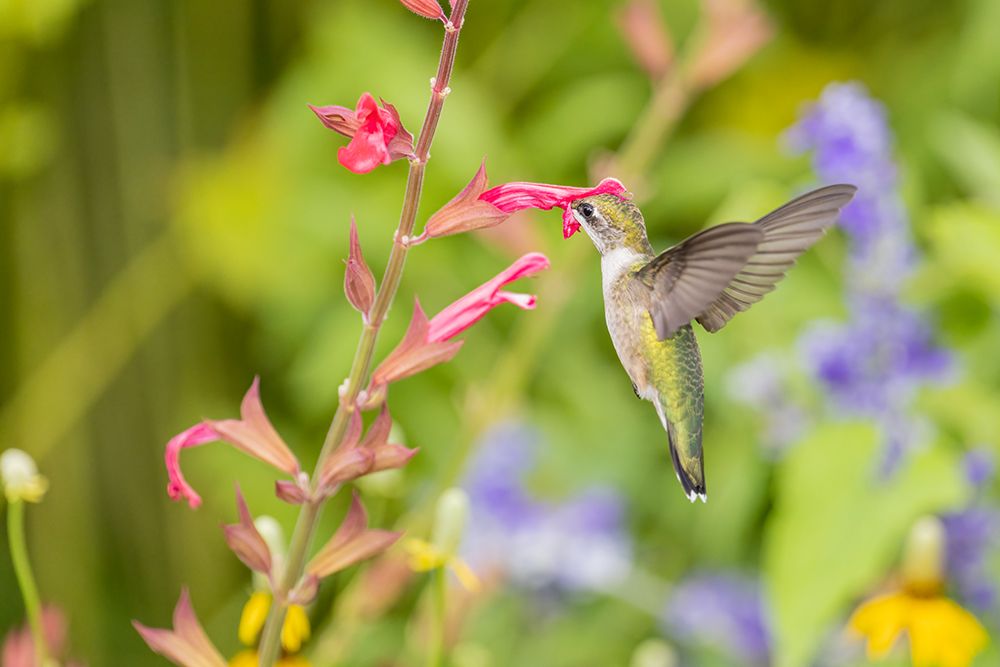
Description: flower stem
255,3,470,664
7,500,49,666
426,567,448,667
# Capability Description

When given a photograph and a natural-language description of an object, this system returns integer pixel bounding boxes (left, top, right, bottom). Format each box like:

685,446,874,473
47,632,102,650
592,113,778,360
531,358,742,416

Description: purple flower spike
461,422,633,593
663,573,771,665
787,82,953,473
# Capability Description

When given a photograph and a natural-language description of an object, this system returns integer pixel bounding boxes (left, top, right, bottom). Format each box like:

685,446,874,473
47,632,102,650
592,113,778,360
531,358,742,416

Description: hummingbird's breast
601,248,655,393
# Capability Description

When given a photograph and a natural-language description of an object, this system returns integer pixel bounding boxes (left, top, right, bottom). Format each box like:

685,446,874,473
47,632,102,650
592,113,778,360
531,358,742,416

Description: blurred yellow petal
405,538,445,571
238,591,272,646
908,597,987,667
849,592,908,659
229,649,259,667
448,557,480,592
281,604,311,653
278,657,313,667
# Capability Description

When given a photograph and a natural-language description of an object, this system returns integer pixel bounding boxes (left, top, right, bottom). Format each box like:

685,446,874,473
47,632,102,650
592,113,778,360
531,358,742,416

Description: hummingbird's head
570,194,652,256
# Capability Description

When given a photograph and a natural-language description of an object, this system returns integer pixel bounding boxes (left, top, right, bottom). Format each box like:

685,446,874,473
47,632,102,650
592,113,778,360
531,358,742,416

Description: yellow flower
235,591,311,661
230,649,311,667
849,590,988,667
405,538,480,592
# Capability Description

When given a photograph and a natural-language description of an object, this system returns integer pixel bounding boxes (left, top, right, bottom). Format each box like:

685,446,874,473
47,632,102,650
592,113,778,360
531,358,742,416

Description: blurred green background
2,0,1000,665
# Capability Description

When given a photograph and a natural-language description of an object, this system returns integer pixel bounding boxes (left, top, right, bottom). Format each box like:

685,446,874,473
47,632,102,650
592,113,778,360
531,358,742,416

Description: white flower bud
630,639,678,667
431,488,469,559
1,448,48,502
902,515,945,593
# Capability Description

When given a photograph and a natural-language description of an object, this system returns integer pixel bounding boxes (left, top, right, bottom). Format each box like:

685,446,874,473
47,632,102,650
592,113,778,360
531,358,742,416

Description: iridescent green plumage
568,185,856,502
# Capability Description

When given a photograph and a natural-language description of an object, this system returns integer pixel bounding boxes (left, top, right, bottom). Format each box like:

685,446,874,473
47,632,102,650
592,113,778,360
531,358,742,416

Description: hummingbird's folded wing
637,223,763,340
695,184,857,333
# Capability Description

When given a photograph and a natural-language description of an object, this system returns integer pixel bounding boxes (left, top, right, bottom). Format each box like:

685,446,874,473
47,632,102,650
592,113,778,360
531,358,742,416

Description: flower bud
1,448,48,503
420,159,509,241
345,217,376,318
431,488,469,559
901,515,945,594
617,0,674,80
629,639,678,667
399,0,447,21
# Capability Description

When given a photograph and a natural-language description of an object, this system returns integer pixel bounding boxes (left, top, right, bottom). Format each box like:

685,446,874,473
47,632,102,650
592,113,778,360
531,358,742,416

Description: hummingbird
567,184,857,502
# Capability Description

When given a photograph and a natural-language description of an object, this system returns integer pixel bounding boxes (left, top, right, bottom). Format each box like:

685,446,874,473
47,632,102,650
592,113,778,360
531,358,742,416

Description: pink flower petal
208,377,300,477
398,0,447,21
307,492,401,578
310,93,414,174
165,423,221,509
427,253,550,342
421,158,509,240
222,487,272,575
479,178,630,238
133,589,227,667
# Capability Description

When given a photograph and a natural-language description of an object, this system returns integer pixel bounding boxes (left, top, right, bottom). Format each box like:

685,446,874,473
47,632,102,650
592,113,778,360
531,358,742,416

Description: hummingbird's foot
632,382,640,398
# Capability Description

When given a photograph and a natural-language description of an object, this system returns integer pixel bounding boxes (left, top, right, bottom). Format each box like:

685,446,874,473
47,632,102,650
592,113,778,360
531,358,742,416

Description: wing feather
637,223,763,340
696,184,857,332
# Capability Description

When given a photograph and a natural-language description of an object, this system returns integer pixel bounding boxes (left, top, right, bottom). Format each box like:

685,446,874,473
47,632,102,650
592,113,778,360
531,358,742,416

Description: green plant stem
255,3,470,664
7,500,49,665
426,567,448,667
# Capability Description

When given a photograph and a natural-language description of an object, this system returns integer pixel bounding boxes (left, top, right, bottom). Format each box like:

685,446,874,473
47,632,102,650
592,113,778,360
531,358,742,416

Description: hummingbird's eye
578,202,595,219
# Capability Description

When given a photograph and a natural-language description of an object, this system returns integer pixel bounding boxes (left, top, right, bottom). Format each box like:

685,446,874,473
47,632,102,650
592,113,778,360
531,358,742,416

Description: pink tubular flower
165,377,301,509
398,0,447,22
309,93,415,174
479,178,630,238
414,158,509,243
371,253,550,386
427,252,550,341
133,589,226,667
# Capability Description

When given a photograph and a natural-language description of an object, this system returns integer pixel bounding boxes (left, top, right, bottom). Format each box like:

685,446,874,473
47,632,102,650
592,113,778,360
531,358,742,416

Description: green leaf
764,422,965,667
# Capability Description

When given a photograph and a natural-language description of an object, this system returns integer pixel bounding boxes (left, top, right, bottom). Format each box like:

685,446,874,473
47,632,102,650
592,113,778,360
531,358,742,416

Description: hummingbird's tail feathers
654,398,707,503
695,184,857,333
668,433,707,503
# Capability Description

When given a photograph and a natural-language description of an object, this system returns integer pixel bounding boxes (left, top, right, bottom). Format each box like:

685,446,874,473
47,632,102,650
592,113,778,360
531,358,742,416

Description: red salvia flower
371,253,550,387
164,377,301,509
479,178,630,238
309,93,415,174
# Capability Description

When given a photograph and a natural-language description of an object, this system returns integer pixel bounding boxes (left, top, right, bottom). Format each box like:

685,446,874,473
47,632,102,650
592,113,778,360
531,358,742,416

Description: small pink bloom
164,377,301,509
318,405,418,494
345,217,376,317
307,492,401,579
223,487,272,576
2,606,81,667
133,589,227,667
617,0,674,80
399,0,447,21
427,252,550,341
416,158,509,242
371,254,550,386
370,300,465,387
309,93,414,174
480,178,630,238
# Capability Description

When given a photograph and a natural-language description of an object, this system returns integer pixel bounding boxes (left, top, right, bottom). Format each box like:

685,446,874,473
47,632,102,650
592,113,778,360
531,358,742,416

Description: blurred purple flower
942,508,1000,612
964,448,996,489
462,422,632,592
662,573,771,665
788,82,952,474
725,353,809,456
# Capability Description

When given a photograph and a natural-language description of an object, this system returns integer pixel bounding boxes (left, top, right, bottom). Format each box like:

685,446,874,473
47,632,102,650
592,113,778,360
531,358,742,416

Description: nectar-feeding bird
568,185,857,502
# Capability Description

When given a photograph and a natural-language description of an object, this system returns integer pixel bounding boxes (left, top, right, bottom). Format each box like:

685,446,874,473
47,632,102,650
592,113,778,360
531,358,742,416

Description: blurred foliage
2,0,1000,665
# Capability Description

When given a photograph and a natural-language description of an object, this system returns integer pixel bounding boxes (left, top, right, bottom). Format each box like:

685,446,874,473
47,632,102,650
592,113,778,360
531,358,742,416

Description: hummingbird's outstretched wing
696,184,857,332
637,223,763,340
